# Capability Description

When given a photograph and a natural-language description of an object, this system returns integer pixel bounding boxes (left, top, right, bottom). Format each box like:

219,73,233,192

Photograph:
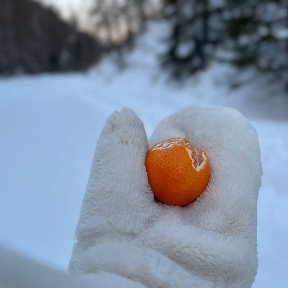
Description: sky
37,0,90,19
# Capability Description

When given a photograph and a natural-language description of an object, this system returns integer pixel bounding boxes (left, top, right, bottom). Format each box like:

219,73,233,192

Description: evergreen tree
161,0,288,85
0,0,101,75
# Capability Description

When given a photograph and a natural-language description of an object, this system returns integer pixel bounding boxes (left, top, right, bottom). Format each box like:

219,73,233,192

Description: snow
0,21,288,287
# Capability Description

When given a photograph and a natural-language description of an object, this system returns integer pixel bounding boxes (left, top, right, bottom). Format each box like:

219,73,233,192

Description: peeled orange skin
145,138,210,206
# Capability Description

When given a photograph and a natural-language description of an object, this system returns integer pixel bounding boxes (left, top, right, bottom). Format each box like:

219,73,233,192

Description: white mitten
69,106,262,288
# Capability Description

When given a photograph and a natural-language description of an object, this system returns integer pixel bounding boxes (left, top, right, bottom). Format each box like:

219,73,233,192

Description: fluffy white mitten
69,106,262,288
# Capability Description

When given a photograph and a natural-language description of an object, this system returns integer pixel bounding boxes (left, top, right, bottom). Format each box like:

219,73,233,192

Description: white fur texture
69,106,262,288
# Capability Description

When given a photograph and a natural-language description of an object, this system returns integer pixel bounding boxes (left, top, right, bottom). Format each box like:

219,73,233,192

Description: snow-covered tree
161,0,288,86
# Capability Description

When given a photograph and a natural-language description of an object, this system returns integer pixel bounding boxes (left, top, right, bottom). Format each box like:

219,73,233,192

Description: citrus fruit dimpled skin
145,137,210,206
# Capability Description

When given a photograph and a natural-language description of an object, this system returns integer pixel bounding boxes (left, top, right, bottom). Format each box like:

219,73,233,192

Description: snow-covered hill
0,22,287,287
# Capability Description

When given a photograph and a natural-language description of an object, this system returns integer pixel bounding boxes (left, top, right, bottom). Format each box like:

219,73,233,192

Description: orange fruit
145,137,210,206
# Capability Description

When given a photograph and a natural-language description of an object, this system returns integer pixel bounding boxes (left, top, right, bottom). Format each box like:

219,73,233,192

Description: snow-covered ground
0,22,288,287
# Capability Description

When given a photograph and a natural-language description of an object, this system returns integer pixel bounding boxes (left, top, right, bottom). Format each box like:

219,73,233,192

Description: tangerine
145,137,210,206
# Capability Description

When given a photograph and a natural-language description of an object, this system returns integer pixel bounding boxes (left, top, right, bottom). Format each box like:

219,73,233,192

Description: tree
161,0,288,86
90,0,160,47
0,0,101,75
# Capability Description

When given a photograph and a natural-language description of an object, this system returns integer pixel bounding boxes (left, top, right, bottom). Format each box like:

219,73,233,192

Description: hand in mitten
69,107,262,288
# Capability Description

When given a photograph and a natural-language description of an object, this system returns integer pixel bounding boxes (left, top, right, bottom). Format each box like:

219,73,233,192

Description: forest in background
0,0,101,75
2,0,288,91
161,0,288,88
0,0,159,75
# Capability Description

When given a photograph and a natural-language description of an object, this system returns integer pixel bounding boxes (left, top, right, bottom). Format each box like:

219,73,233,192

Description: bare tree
90,0,160,47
